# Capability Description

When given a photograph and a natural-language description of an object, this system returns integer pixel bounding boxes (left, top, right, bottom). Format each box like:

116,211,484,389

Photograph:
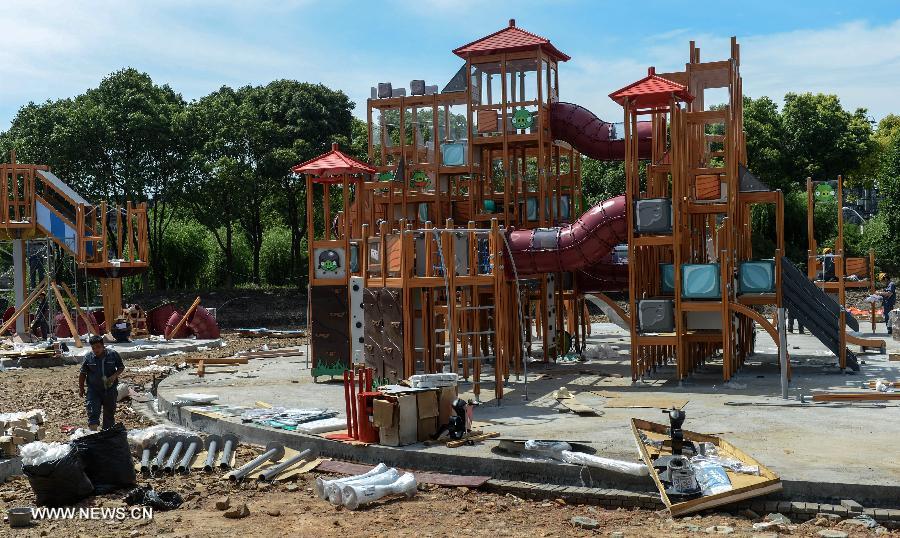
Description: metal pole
177,436,201,474
228,442,285,482
777,307,789,400
258,449,312,482
203,434,222,472
151,437,173,472
217,434,239,470
164,438,185,474
139,447,152,476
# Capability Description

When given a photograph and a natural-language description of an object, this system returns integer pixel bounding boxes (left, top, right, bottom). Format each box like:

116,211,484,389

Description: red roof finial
331,142,339,151
509,18,515,27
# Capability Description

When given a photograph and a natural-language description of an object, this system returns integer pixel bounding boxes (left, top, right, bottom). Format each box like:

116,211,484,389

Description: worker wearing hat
877,273,896,335
78,335,125,430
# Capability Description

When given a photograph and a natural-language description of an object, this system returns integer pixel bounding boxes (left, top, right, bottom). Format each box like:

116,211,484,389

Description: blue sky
2,0,899,131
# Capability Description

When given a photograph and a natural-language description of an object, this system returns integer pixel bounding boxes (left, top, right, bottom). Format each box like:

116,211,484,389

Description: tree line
2,68,899,290
0,68,368,290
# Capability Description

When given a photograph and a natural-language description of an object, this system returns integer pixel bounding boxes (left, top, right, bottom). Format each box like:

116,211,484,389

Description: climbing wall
363,287,404,382
310,285,351,372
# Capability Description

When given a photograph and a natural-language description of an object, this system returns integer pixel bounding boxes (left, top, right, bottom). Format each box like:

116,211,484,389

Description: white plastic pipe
560,450,649,476
315,463,388,500
342,472,417,510
338,468,400,506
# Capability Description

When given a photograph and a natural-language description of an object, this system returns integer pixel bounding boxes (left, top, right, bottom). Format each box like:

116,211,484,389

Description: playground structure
0,150,149,343
299,22,880,400
805,177,885,354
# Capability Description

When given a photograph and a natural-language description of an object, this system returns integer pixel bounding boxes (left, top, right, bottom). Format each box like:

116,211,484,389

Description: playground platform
156,323,900,507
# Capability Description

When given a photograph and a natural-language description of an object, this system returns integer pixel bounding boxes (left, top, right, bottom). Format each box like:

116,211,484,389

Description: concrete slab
156,323,900,507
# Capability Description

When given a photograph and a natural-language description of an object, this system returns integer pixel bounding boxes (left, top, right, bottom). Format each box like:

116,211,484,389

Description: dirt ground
0,333,895,537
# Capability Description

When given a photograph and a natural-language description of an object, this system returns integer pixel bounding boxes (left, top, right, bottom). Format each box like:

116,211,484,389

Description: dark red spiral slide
503,102,650,290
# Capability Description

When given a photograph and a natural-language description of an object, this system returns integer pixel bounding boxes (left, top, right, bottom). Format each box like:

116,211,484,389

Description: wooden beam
0,278,48,336
166,296,201,340
50,282,82,348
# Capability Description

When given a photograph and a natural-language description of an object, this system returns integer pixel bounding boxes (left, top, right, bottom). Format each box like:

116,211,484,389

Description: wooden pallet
632,418,781,517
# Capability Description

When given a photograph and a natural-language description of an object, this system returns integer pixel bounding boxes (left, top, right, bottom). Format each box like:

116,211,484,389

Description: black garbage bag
124,486,183,511
71,423,137,494
23,448,94,506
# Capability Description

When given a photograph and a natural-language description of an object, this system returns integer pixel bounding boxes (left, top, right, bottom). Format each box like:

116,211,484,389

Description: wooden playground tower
301,20,588,400
0,151,149,340
805,177,883,360
615,38,788,382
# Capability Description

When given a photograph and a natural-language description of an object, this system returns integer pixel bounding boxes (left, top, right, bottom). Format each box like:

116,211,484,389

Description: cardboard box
438,386,458,426
373,398,395,429
416,389,440,442
417,417,438,442
377,393,418,447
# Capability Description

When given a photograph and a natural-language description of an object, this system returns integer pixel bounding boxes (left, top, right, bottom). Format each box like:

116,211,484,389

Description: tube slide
506,196,627,277
549,102,651,160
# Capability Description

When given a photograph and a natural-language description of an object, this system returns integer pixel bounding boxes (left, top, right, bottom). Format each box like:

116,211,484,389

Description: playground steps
780,256,859,370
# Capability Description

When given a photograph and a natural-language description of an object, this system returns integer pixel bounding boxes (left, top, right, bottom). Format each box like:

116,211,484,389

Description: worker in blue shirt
878,273,896,335
78,335,125,431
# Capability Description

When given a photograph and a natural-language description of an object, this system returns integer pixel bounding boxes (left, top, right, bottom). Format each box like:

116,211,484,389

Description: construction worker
877,273,896,335
78,335,124,431
821,248,836,282
30,291,50,339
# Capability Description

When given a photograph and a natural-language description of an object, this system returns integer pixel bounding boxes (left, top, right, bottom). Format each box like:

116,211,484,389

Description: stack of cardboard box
373,385,458,447
0,410,46,458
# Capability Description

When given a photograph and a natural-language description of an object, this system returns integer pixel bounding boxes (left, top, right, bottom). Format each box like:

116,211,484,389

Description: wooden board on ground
238,348,304,359
314,460,490,488
593,391,689,409
631,418,781,517
556,395,599,415
889,353,900,362
812,392,900,402
237,329,306,339
185,357,248,364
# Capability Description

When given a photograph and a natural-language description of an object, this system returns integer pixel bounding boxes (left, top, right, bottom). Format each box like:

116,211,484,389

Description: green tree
780,93,875,188
0,68,188,289
180,87,250,288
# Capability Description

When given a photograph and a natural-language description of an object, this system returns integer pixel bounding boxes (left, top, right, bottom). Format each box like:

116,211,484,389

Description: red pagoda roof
453,19,570,62
609,67,694,109
291,143,375,181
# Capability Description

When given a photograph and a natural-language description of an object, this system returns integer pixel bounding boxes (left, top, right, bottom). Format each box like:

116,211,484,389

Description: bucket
8,507,32,528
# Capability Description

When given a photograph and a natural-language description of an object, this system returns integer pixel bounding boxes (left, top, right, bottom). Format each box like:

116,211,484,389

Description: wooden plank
0,278,48,335
59,282,99,335
812,392,900,402
631,418,781,517
50,282,82,348
313,460,490,487
183,357,248,364
445,431,499,448
167,296,200,340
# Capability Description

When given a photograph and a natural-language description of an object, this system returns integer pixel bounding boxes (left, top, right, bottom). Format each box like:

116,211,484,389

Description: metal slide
780,256,860,370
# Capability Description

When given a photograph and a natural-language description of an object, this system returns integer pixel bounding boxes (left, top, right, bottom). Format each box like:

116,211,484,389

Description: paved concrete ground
158,324,900,505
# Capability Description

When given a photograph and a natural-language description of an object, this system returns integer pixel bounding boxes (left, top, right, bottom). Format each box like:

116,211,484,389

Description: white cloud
562,19,900,123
